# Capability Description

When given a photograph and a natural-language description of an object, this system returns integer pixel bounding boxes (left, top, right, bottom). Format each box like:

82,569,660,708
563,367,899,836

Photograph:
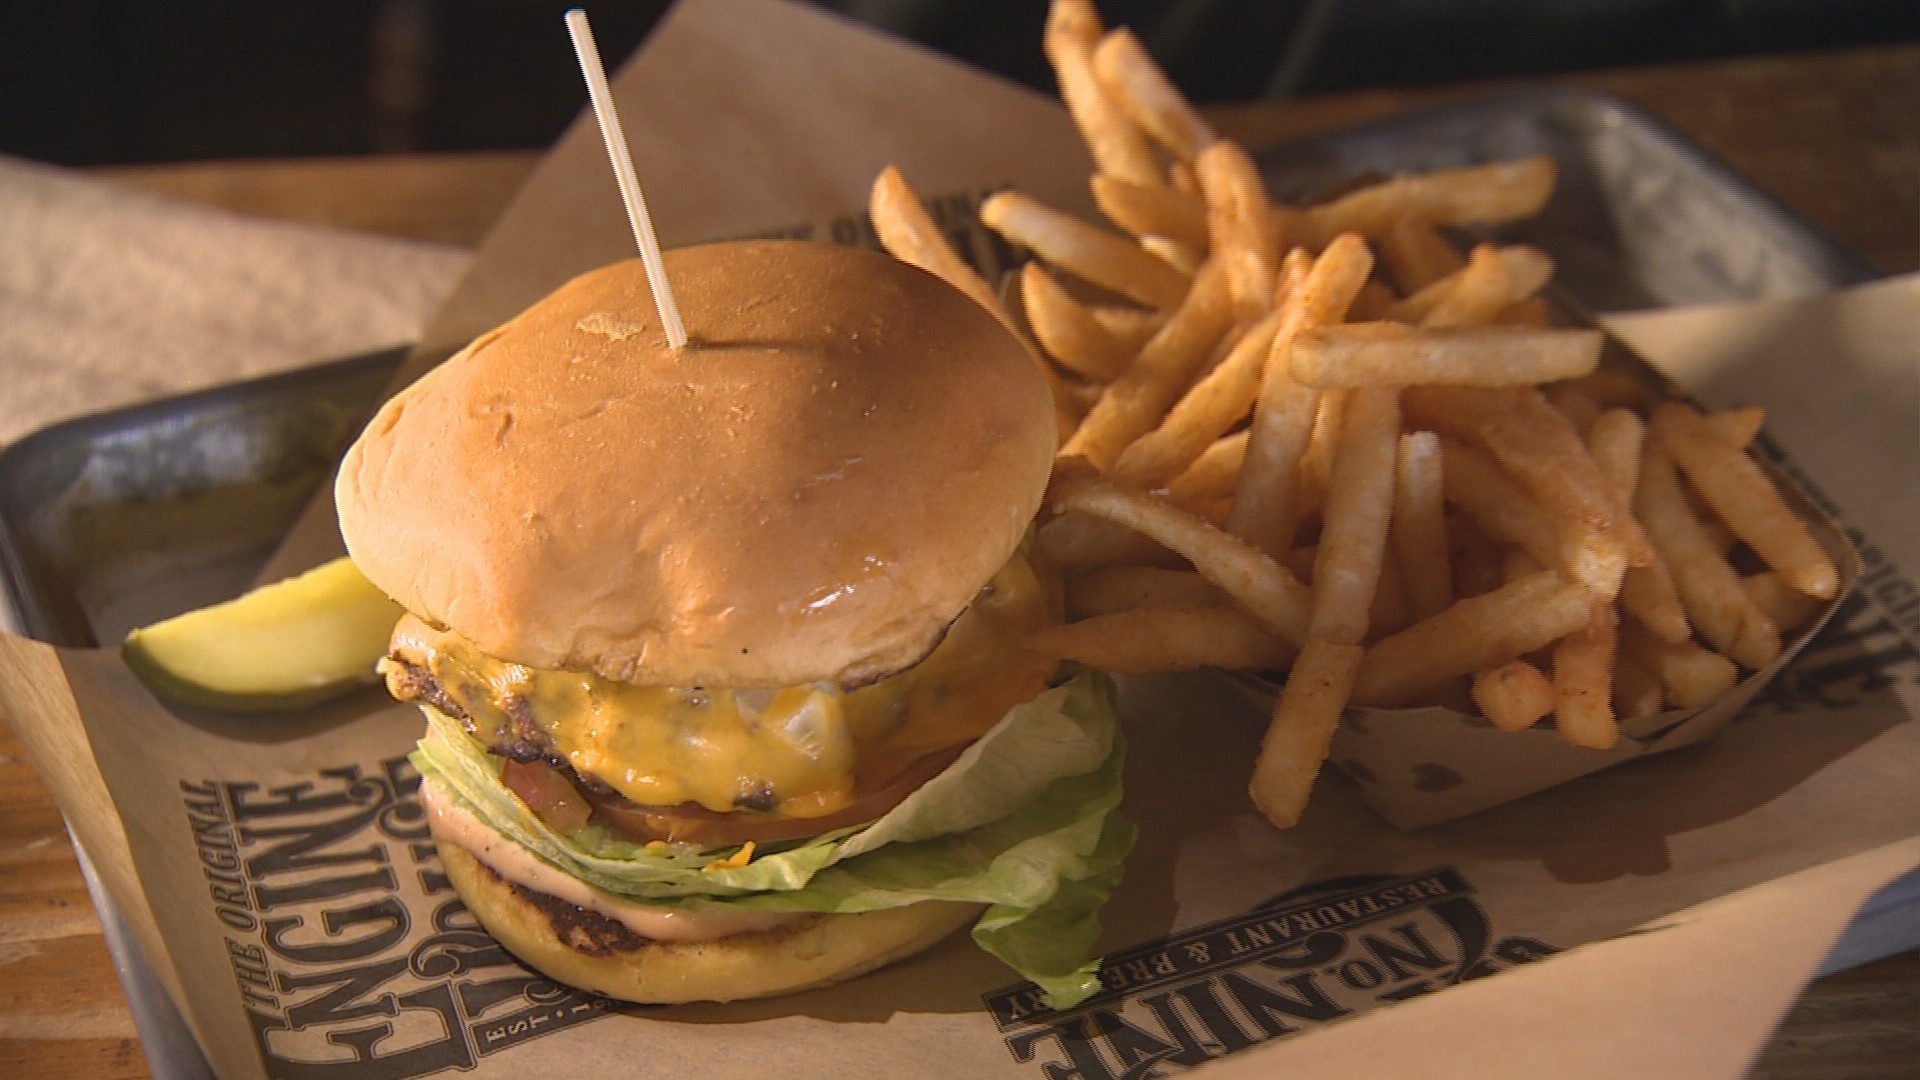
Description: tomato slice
580,743,969,847
501,758,593,834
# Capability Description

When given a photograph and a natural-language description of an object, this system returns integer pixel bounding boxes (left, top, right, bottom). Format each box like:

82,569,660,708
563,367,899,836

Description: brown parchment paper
0,2,1916,1078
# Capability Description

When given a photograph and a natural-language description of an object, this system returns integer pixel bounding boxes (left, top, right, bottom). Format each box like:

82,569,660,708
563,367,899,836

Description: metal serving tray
0,89,1891,1079
0,350,405,1080
1252,86,1880,309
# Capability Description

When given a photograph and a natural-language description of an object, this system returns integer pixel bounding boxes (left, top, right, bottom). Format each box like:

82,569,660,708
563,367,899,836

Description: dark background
1,0,1912,167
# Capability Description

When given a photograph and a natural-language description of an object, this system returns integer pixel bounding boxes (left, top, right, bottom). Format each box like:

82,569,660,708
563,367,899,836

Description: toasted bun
436,838,981,1004
337,241,1055,688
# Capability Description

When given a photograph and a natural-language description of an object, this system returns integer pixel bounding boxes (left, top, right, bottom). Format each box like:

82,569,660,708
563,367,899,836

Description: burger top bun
337,240,1055,690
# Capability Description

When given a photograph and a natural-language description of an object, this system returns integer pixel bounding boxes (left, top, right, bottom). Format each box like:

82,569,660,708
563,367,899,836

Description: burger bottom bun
437,838,983,1004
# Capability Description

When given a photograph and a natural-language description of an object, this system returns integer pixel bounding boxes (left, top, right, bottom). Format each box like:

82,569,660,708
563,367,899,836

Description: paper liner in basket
1223,451,1859,830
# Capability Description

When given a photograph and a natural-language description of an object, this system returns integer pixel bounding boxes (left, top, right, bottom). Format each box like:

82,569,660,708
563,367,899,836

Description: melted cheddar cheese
391,555,1058,819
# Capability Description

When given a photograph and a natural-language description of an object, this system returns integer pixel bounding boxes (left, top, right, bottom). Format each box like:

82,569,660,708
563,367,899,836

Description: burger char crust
387,655,559,767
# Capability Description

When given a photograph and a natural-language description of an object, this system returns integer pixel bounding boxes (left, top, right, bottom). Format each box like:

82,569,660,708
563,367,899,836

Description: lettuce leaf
411,672,1130,1008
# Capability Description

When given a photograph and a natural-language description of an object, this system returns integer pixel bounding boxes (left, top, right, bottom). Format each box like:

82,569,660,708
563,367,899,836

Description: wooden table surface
4,41,1917,1080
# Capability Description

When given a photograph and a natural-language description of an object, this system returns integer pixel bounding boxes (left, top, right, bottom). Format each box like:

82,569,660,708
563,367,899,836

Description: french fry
1693,485,1742,556
1386,245,1553,325
1490,246,1555,301
1037,510,1181,568
1021,264,1133,382
1407,384,1650,597
1619,616,1739,709
1091,174,1209,248
1091,29,1216,160
1042,0,1101,52
1250,638,1363,829
1090,304,1167,351
1613,652,1666,721
1651,401,1838,600
870,167,1085,441
1393,431,1454,621
1111,312,1283,487
1472,660,1556,732
1378,217,1464,293
1301,156,1556,244
1704,405,1764,448
1437,437,1562,573
1351,570,1593,708
1227,236,1375,556
1065,566,1222,618
1545,384,1603,436
1552,602,1619,749
1060,259,1233,471
1288,388,1348,539
1044,0,1164,188
1063,377,1104,411
1054,478,1311,643
1163,429,1250,507
1621,570,1700,653
1114,244,1351,490
1141,235,1206,276
1585,409,1646,512
1050,376,1092,445
1168,158,1201,196
869,166,1011,326
1636,449,1782,669
1218,239,1278,323
1560,368,1654,411
1347,279,1400,321
1384,272,1452,326
1420,244,1513,329
1190,493,1236,528
1309,387,1402,645
1740,570,1827,635
1291,325,1603,388
1027,604,1295,674
981,191,1191,309
1493,297,1550,327
1197,140,1280,318
1588,408,1692,646
1270,244,1313,308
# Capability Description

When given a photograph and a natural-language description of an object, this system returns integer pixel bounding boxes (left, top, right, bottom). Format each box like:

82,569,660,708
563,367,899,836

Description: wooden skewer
565,8,687,350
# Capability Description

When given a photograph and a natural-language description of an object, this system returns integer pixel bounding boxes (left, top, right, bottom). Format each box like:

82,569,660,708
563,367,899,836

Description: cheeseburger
337,240,1129,1007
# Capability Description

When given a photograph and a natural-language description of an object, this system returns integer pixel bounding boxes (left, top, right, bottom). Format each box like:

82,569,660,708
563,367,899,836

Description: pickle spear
122,557,403,711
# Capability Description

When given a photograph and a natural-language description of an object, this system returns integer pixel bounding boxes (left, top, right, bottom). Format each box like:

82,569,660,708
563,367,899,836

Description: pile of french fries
866,0,1840,830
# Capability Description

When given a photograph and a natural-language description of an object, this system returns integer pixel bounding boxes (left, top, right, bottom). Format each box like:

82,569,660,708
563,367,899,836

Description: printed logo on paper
984,868,1558,1079
180,757,614,1078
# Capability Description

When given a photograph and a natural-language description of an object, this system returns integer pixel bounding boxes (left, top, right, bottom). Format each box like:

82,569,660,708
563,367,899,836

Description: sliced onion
580,744,968,847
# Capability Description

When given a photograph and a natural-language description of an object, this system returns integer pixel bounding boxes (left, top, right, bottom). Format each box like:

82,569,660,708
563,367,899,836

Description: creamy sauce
420,778,799,943
393,554,1057,818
